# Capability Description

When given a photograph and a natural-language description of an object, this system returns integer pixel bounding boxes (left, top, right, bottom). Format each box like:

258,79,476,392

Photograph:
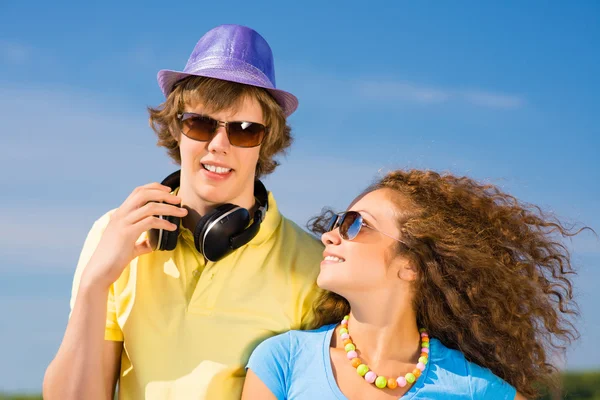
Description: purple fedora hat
157,24,298,117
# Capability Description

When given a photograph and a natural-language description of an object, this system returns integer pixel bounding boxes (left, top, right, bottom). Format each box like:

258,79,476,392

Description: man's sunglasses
177,112,268,148
325,211,405,243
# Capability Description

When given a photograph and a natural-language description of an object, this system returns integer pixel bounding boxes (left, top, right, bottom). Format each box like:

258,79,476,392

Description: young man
43,24,324,400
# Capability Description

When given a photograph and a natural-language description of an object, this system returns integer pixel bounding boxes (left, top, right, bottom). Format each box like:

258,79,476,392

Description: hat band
184,56,275,88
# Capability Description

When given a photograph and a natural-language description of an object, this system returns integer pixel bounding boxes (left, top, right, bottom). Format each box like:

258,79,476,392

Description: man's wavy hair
309,169,592,398
148,76,292,178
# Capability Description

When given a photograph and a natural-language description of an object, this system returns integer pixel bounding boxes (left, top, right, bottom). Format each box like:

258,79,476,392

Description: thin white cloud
462,90,525,109
356,79,525,109
0,40,32,65
358,81,451,104
278,64,525,110
0,207,101,272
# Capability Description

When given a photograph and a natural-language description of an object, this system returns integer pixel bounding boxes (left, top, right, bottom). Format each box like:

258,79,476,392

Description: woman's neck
342,299,421,367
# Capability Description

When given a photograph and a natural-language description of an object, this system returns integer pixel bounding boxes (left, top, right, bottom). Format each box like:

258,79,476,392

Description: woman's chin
316,272,333,291
317,272,344,294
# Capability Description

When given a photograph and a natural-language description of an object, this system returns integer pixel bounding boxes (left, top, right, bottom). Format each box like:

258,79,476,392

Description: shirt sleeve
69,210,123,341
299,283,324,330
246,332,291,400
293,234,325,331
468,361,517,400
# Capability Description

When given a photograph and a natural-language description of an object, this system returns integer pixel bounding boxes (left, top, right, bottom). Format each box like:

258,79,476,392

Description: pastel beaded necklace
339,315,429,390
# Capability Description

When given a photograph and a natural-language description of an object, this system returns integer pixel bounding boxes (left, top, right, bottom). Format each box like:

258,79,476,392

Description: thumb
134,238,153,257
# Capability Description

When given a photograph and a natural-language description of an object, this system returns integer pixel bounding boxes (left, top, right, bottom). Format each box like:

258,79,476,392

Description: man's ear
170,126,181,142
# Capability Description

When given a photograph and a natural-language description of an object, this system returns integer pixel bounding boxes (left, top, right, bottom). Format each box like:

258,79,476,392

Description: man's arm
43,182,187,399
43,282,122,400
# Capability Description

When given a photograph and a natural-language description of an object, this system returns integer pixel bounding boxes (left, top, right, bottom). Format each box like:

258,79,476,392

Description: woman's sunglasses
177,112,268,148
325,210,405,243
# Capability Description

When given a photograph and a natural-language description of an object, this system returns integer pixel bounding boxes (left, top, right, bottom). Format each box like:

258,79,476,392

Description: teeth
203,164,232,174
324,255,345,263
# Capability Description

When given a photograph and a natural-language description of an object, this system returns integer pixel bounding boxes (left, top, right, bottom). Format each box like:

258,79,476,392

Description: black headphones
148,170,269,262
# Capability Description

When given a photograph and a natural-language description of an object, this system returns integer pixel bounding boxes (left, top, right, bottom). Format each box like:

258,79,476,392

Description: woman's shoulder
428,338,517,399
283,323,337,350
251,324,335,358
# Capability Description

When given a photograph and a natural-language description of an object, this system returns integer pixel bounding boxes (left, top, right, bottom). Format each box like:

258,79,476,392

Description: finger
120,182,173,206
122,188,182,214
133,215,180,234
126,202,187,225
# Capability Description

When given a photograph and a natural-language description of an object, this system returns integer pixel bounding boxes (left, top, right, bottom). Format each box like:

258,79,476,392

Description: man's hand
81,182,187,290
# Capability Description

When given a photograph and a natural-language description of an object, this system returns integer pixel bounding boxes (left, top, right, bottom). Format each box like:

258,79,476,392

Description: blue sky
1,0,599,393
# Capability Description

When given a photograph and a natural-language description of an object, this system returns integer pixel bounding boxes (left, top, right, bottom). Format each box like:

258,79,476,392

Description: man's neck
179,194,258,232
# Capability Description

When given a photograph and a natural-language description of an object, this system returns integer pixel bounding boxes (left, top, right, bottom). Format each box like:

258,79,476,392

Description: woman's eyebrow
355,210,379,224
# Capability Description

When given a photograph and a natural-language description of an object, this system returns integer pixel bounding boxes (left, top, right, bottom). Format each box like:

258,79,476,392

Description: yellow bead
375,376,387,388
357,364,369,376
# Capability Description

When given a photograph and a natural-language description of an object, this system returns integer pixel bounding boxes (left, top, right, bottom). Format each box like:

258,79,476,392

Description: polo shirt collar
178,191,282,249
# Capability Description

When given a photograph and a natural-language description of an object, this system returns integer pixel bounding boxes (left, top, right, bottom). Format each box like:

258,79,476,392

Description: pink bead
417,362,426,371
421,332,428,337
421,347,430,354
347,350,358,359
341,319,348,325
341,333,350,340
397,376,407,387
365,371,377,383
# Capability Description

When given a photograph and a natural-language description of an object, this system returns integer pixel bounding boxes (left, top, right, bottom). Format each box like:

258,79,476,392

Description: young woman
242,169,587,399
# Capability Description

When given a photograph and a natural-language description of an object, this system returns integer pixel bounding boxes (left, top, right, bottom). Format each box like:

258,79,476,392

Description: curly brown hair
147,76,292,177
310,169,592,398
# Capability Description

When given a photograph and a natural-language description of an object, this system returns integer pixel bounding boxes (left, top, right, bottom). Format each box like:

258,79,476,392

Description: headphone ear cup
194,204,250,261
194,204,236,256
148,169,183,251
161,215,180,251
148,214,180,251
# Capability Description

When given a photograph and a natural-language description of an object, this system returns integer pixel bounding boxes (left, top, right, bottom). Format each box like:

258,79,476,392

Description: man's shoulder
89,208,117,230
278,215,321,246
277,216,324,264
79,208,117,245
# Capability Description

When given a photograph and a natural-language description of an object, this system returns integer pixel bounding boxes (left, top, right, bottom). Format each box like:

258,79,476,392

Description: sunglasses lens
181,115,217,141
340,211,362,240
325,214,338,233
228,121,266,147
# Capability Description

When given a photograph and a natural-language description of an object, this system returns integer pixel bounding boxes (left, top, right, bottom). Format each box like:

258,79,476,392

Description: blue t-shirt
247,324,516,399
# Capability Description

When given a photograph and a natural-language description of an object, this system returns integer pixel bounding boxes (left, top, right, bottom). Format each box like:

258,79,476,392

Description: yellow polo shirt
69,192,324,399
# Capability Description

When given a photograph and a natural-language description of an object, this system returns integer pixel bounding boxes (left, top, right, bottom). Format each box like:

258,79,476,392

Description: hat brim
157,68,298,117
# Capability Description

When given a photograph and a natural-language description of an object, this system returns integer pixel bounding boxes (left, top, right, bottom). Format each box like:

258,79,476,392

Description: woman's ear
396,258,417,282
